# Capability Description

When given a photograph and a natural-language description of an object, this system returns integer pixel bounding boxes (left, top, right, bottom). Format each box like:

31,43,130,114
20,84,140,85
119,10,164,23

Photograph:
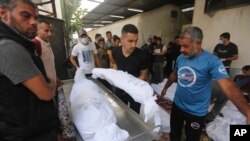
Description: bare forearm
70,56,78,68
94,55,101,68
218,79,250,117
163,72,177,89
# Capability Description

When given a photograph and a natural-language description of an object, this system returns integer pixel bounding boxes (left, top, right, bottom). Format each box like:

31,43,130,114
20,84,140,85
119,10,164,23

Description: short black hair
106,31,111,35
37,19,50,25
156,37,162,41
95,33,101,39
98,37,105,43
242,65,250,71
1,0,36,10
153,36,158,40
174,36,180,40
121,24,138,34
220,32,230,40
112,35,120,41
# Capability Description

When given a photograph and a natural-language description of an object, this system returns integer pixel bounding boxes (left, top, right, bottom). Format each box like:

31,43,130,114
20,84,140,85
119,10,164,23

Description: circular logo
191,122,200,130
218,65,227,74
178,67,197,87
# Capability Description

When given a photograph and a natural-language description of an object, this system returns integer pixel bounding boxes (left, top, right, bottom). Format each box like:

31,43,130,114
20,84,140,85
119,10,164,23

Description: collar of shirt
36,37,50,48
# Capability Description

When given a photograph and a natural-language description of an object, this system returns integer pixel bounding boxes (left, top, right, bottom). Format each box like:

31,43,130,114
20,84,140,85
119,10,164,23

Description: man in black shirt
112,24,148,113
213,32,238,73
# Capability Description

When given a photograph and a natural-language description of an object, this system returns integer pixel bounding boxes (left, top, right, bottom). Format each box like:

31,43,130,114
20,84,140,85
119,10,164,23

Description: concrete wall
88,4,191,47
193,0,250,69
36,0,62,19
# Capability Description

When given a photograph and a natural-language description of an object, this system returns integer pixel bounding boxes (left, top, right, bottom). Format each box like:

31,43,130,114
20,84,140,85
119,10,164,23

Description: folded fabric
92,68,161,132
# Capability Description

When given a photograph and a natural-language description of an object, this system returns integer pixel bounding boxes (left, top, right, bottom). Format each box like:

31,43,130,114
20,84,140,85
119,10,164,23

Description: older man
160,27,250,141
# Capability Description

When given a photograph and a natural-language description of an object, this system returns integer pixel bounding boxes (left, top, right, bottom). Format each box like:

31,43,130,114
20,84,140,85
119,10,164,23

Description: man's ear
0,5,8,21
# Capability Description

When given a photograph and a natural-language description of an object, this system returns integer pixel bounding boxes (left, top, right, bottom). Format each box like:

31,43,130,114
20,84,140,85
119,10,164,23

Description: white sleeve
91,43,98,54
71,44,79,56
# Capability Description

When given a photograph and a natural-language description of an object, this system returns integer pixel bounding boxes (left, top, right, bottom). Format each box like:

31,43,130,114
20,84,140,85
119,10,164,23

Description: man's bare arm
217,78,250,123
23,75,56,101
160,72,177,98
70,55,78,69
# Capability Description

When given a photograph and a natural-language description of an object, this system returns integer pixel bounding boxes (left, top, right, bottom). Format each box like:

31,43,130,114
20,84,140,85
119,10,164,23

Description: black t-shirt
213,42,238,66
171,43,181,60
112,47,148,77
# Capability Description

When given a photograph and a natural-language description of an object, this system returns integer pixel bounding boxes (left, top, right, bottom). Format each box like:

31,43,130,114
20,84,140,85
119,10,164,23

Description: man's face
179,38,200,58
37,23,52,42
98,41,105,48
113,39,120,47
220,36,226,44
121,32,138,54
1,1,38,39
106,33,112,40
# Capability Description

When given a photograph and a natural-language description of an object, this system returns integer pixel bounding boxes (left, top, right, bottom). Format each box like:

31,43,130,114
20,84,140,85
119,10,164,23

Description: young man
70,29,101,77
94,33,101,50
112,24,148,113
97,37,109,68
213,32,238,73
160,27,250,141
105,31,112,49
107,35,120,68
152,37,167,83
34,19,60,89
0,0,59,140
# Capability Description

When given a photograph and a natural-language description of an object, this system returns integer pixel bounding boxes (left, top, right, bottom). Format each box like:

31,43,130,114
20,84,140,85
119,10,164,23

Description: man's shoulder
202,50,219,60
0,38,28,53
112,46,121,52
228,42,238,48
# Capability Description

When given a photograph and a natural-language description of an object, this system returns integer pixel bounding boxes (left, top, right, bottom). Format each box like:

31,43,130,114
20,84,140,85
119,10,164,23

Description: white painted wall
87,4,191,47
193,0,250,68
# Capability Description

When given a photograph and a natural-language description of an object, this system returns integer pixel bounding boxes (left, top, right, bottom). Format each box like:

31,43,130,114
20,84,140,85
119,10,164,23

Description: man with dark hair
112,24,148,113
105,31,112,49
34,19,61,92
172,35,181,67
160,27,250,141
152,37,167,83
107,35,120,68
213,32,238,73
0,0,60,140
94,33,101,49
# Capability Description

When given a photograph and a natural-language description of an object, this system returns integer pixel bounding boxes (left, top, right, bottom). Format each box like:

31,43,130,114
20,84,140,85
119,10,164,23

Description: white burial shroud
92,68,161,132
70,68,129,141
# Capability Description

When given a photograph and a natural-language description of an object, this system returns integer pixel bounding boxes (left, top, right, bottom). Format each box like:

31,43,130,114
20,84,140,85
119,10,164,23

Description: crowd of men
0,0,250,141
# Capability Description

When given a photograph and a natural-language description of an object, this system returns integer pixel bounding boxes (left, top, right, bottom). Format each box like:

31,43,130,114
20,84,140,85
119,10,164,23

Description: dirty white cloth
92,68,161,132
70,68,129,141
206,101,246,141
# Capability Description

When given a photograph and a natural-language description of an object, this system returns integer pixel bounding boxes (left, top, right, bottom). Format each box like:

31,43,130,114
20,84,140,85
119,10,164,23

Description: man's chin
26,33,37,39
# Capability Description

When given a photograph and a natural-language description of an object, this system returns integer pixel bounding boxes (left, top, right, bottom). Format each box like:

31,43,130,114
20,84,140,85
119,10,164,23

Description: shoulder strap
32,38,42,56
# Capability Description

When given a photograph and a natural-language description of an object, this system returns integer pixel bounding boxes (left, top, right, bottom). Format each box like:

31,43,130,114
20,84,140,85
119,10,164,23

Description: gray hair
180,26,203,42
1,0,36,10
